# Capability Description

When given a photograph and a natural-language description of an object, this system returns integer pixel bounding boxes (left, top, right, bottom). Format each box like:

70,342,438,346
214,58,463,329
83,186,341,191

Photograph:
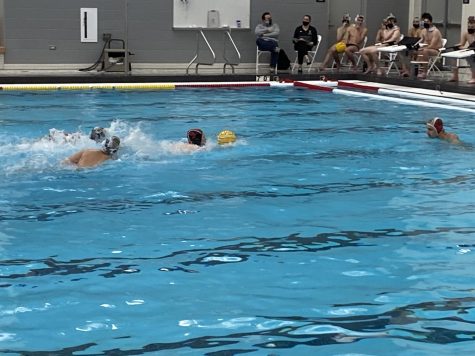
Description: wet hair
261,12,271,20
102,136,120,156
90,127,106,143
421,12,433,22
187,129,206,147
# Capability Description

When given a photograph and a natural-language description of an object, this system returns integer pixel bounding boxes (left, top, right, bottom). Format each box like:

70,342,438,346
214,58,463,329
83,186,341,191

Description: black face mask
342,20,349,24
468,29,475,34
265,19,272,26
413,24,420,29
386,23,394,29
423,22,430,29
302,21,310,26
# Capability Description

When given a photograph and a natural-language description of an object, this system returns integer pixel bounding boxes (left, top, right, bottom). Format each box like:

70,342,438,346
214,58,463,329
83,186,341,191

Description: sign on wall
173,0,250,29
80,8,98,42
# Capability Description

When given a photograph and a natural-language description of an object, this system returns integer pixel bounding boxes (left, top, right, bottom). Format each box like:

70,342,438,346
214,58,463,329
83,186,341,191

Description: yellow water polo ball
217,130,236,145
335,41,347,53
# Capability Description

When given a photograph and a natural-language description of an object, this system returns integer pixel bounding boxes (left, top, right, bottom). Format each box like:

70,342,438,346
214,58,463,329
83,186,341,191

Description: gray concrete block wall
2,0,330,66
1,0,410,67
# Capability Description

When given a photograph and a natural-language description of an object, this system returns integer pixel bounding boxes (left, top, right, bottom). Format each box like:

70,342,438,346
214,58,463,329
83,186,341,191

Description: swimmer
65,136,120,168
187,128,206,147
217,130,237,145
89,127,107,143
426,117,460,144
47,128,82,144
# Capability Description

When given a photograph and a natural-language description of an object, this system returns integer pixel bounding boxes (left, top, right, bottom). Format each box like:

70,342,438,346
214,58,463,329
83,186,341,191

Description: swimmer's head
187,128,206,146
217,130,237,145
102,136,120,156
90,127,106,143
426,117,444,138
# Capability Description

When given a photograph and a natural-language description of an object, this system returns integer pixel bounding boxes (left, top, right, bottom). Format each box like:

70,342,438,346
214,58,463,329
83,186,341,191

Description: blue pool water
1,87,475,355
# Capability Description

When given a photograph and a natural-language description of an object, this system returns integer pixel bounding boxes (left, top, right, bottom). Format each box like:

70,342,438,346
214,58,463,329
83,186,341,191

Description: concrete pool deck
0,66,474,96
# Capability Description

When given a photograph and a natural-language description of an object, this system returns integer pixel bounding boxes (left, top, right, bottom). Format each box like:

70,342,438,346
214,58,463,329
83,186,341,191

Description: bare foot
363,65,375,74
448,77,458,82
468,79,475,84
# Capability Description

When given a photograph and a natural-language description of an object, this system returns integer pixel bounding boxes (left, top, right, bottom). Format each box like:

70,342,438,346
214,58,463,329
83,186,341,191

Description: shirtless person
345,14,368,70
360,14,401,75
448,16,475,83
415,12,443,79
320,14,351,70
65,136,120,168
426,117,460,144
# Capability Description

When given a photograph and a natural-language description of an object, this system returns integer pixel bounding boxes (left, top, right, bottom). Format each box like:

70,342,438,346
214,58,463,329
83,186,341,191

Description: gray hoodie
255,22,280,43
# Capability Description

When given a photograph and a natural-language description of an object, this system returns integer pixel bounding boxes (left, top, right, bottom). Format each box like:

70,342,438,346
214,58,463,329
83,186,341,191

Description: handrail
223,29,241,74
186,28,216,74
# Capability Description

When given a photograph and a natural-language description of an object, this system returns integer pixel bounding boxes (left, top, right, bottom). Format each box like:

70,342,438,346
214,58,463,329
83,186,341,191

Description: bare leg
321,45,339,69
469,66,475,84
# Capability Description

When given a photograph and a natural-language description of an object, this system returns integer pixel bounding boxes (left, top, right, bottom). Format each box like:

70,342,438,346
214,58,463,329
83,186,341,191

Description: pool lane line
337,81,379,92
175,82,271,88
0,83,176,91
378,88,475,108
332,88,475,113
293,81,334,92
335,80,475,108
0,81,276,91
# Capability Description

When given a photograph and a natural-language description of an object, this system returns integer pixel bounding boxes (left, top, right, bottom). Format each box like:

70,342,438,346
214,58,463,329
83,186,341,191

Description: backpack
277,49,291,70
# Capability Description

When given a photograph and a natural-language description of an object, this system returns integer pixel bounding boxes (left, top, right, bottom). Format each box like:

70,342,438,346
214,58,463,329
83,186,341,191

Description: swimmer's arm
450,134,461,144
64,150,84,165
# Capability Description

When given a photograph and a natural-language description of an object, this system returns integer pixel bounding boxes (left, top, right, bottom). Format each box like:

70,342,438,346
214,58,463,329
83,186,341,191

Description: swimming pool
1,87,475,355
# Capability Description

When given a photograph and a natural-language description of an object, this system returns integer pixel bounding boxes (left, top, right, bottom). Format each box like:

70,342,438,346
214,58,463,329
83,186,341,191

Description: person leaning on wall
255,12,280,73
292,14,319,73
448,16,475,84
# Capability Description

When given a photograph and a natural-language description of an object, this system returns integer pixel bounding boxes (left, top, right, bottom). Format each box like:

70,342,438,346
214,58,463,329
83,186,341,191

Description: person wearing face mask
375,19,388,44
415,12,443,79
344,14,368,70
292,14,319,73
255,12,280,72
320,14,351,70
448,16,475,83
398,17,424,77
409,17,422,38
360,14,401,75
